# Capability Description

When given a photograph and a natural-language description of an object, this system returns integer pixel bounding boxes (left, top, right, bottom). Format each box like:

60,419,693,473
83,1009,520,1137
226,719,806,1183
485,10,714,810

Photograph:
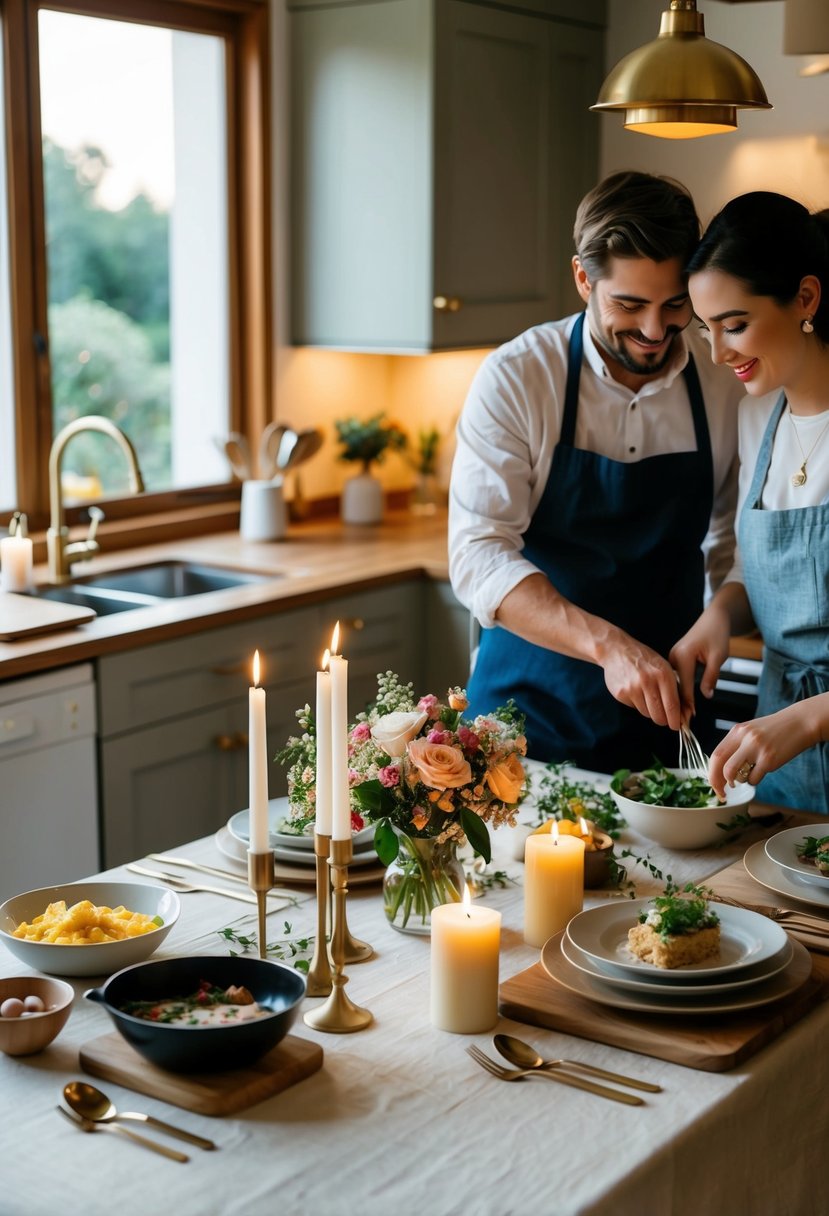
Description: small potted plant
334,413,407,524
409,427,442,515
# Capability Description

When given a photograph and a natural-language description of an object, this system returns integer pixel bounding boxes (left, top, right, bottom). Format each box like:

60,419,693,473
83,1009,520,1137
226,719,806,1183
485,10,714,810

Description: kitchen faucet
47,415,145,582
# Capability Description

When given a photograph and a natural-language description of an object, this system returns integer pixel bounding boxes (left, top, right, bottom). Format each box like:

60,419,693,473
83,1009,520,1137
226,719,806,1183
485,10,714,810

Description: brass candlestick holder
247,849,276,960
305,832,333,997
304,837,373,1033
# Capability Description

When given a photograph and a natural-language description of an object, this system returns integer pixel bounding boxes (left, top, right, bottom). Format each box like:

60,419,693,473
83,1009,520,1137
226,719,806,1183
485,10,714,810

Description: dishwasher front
0,663,99,893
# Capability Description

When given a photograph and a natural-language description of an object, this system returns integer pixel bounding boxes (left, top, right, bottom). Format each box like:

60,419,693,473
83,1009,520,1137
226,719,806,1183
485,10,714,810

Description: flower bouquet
277,673,529,933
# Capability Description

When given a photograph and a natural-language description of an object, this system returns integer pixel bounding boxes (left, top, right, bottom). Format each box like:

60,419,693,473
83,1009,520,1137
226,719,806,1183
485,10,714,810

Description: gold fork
708,893,829,934
465,1046,645,1106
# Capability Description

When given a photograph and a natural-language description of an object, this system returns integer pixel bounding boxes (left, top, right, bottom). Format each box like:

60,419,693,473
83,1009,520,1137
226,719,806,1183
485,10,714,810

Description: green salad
638,883,719,941
612,761,724,808
795,834,829,874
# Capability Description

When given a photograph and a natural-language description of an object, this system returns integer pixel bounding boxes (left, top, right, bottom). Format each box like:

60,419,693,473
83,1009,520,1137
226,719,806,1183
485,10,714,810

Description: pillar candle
430,894,501,1033
329,622,351,841
523,833,584,948
315,651,332,836
248,649,270,853
0,514,33,593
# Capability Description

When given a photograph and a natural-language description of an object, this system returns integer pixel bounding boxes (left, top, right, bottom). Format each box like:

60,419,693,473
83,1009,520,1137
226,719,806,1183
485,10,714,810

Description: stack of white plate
740,824,829,912
541,898,811,1015
215,797,379,877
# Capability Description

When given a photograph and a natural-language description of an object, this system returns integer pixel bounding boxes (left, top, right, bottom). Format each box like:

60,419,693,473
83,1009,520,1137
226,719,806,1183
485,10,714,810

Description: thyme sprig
535,762,625,838
216,921,315,973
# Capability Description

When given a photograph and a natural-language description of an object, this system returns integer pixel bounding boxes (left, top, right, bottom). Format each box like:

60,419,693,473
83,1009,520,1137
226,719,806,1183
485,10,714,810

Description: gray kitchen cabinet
289,0,605,352
97,583,422,864
422,580,471,695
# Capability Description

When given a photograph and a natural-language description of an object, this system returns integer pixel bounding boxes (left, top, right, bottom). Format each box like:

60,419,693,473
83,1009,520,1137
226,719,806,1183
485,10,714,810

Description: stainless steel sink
80,560,273,598
27,560,275,617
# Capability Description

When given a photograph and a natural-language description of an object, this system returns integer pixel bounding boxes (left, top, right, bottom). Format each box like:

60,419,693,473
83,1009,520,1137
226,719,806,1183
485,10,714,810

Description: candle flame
579,816,589,837
322,648,330,671
331,620,340,655
462,883,473,912
551,819,560,842
252,649,261,687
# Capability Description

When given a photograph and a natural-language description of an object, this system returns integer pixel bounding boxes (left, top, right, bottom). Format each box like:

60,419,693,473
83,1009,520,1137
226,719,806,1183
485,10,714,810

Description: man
449,171,742,773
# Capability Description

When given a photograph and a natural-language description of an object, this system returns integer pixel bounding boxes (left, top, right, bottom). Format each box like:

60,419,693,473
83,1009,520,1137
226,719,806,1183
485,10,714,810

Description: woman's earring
802,315,815,334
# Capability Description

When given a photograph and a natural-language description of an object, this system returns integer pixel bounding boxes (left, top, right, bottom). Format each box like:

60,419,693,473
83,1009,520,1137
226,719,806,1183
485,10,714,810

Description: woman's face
690,268,806,395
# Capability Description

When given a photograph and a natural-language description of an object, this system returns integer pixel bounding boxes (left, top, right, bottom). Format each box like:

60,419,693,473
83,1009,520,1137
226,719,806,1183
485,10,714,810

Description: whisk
678,722,709,779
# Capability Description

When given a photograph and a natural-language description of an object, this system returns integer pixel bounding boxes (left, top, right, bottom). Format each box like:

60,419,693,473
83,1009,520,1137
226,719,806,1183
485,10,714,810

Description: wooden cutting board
79,1032,323,1116
499,937,829,1073
0,591,95,639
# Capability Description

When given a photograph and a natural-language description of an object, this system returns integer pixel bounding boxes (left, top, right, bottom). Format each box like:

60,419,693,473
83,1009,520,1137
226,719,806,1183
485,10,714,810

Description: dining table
2,763,829,1216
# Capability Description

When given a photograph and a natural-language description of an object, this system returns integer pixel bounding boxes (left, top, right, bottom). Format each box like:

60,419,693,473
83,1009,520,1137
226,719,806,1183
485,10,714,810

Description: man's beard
591,318,684,377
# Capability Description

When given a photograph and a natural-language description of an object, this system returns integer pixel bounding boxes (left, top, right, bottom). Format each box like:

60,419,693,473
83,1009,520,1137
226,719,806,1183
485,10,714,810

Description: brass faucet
47,416,145,582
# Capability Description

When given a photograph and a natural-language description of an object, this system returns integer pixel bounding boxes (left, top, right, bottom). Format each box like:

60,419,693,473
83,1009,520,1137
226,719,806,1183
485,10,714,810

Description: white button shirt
449,314,743,629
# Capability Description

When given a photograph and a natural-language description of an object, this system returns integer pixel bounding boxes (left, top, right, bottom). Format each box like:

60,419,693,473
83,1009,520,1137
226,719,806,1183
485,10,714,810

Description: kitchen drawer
97,606,317,737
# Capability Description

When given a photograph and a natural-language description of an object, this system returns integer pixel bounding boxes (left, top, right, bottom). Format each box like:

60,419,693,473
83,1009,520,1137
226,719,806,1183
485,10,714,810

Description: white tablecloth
2,766,827,1216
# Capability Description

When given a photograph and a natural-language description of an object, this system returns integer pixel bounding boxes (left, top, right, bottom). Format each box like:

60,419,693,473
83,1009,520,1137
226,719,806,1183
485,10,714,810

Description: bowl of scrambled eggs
0,881,180,977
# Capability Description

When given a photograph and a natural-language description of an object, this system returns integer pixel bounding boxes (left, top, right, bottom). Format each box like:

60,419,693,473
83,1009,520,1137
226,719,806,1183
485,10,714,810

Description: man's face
574,255,693,380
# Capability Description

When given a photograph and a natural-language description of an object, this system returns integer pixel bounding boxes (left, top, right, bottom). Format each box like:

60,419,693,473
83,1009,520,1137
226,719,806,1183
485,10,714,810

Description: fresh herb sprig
638,881,718,942
216,921,314,973
535,762,625,838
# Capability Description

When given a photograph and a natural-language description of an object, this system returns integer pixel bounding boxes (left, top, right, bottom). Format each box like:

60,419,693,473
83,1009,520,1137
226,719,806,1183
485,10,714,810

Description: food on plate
119,979,273,1027
628,886,720,969
1,994,48,1018
12,898,163,945
612,762,725,808
795,834,829,875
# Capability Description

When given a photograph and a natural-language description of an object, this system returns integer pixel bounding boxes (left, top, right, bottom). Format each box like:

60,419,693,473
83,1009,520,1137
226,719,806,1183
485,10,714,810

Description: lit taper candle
315,648,333,836
329,621,351,841
248,649,270,853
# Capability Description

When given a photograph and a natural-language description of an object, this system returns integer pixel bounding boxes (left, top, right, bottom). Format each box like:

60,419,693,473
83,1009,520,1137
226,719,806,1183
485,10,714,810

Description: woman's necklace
787,406,829,487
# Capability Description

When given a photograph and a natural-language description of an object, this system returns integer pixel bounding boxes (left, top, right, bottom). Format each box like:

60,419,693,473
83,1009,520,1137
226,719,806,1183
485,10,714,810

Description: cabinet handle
433,295,463,313
343,617,365,632
214,734,238,752
234,731,249,748
210,662,248,677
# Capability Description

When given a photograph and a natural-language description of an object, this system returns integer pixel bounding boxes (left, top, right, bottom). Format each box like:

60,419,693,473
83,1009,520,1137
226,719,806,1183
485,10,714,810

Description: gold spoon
493,1034,663,1093
63,1081,216,1150
57,1105,189,1162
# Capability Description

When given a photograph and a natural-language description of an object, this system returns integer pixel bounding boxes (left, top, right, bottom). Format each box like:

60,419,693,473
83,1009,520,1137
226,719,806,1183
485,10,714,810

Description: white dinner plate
764,824,829,889
744,839,829,910
228,800,377,864
542,932,812,1015
214,826,385,885
565,897,789,983
558,928,794,995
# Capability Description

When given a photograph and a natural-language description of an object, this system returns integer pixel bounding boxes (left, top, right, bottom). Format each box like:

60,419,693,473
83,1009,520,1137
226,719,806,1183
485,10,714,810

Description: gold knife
126,862,281,905
147,853,251,885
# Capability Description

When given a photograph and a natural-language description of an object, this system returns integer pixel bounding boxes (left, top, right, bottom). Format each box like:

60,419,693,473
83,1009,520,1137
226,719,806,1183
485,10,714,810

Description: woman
671,191,829,813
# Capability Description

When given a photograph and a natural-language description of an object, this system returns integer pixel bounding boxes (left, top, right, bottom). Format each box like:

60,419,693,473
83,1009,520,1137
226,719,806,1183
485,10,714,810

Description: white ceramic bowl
609,768,756,849
0,881,180,977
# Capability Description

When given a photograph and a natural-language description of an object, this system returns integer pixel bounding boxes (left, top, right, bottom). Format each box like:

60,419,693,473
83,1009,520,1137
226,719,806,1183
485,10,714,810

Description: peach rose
407,737,472,790
485,753,526,803
370,710,428,758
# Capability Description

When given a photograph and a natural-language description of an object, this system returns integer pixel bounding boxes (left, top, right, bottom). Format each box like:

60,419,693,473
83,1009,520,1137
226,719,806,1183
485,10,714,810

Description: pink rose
427,728,449,744
348,768,361,787
485,753,526,804
458,726,480,752
407,737,472,790
417,694,440,719
351,722,371,743
351,811,365,832
378,764,401,788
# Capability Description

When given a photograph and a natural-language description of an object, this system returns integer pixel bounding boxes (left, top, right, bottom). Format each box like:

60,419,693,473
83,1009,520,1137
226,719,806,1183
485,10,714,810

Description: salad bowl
609,765,755,849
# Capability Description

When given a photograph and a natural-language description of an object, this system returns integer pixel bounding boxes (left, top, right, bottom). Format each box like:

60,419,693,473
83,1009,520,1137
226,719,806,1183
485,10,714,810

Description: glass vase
410,472,440,516
383,834,465,936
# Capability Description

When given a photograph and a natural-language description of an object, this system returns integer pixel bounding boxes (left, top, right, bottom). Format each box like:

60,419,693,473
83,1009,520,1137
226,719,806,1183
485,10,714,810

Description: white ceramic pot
341,469,383,525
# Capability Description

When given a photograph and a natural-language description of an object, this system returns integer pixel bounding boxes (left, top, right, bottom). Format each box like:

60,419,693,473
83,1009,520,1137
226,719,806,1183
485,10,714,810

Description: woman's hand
708,697,829,799
669,610,731,725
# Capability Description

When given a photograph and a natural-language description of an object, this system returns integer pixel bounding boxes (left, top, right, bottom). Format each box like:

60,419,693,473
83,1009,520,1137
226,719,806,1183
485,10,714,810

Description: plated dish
542,932,812,1015
744,840,829,910
565,897,788,982
764,825,829,889
214,827,386,886
227,800,376,862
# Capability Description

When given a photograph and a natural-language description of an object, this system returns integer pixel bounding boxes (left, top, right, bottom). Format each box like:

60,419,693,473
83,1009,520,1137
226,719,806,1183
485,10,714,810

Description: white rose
370,710,429,758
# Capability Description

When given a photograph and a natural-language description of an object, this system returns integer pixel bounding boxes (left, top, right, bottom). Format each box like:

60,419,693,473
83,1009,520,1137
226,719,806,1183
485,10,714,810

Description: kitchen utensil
709,892,829,936
678,722,709,778
493,1033,662,1092
63,1081,216,1150
146,854,254,884
84,955,306,1073
465,1045,644,1105
284,428,323,472
259,422,288,479
56,1104,189,1162
276,428,299,471
222,433,252,481
239,479,287,541
125,863,281,903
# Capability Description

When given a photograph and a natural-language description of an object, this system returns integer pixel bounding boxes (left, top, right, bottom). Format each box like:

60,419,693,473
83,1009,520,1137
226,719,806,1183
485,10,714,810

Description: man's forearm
494,572,624,667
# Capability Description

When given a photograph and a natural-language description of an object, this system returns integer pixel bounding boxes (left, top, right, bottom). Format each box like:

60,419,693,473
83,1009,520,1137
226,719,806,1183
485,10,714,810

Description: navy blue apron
739,395,829,814
468,312,714,773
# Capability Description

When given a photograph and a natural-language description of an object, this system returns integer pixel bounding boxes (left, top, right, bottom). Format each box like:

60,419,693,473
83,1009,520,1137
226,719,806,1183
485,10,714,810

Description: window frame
1,0,271,543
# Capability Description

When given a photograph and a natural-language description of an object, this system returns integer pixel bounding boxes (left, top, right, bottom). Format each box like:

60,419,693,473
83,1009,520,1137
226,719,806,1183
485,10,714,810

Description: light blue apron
468,312,714,773
739,394,829,813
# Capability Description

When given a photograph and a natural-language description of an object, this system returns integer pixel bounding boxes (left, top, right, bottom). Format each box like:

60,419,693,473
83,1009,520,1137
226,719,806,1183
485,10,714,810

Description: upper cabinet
289,0,606,352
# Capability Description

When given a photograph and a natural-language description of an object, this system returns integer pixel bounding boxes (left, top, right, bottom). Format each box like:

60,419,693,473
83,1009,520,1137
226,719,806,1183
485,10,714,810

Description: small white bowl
610,769,756,850
0,881,180,977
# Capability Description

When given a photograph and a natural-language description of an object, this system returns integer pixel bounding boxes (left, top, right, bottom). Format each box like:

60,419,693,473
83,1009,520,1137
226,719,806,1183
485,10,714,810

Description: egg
1,997,24,1019
23,995,45,1014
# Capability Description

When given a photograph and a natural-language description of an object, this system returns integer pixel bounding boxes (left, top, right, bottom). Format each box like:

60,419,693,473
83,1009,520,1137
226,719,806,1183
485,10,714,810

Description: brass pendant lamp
591,0,771,139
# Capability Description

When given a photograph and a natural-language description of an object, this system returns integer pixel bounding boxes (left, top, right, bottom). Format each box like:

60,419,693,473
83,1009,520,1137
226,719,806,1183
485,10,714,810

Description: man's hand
601,640,682,730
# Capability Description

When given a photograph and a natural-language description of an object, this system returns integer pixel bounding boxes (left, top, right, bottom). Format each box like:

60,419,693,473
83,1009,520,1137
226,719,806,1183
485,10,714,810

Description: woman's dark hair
688,191,829,343
573,170,700,282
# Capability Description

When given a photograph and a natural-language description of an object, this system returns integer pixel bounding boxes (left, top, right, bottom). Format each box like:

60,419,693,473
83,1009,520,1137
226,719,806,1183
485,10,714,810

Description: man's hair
573,170,700,282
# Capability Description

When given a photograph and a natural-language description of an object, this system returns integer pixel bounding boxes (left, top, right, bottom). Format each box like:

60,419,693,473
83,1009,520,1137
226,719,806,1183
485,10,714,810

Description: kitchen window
1,0,271,540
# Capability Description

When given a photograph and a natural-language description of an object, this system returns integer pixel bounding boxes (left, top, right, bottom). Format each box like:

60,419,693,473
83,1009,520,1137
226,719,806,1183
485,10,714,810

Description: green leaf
351,779,397,815
460,807,491,864
374,819,400,866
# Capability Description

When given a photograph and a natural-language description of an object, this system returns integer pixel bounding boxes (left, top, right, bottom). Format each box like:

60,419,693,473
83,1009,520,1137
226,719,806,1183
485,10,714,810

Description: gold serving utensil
56,1105,189,1162
64,1082,216,1151
146,853,251,885
493,1034,662,1093
465,1045,644,1106
126,863,268,905
709,893,829,935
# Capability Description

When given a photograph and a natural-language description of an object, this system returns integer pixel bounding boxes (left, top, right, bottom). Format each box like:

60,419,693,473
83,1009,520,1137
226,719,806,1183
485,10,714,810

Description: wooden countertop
0,511,450,681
